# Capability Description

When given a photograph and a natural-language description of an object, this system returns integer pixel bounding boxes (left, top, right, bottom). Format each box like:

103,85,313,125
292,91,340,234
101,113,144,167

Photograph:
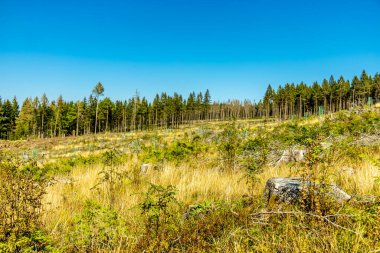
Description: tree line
263,70,380,120
0,70,379,140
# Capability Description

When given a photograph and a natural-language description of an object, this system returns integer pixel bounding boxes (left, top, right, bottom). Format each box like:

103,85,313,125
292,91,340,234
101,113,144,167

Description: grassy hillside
1,109,379,252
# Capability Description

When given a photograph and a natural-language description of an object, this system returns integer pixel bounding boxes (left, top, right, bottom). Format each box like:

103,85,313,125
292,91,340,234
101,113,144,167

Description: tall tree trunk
41,113,44,138
106,109,109,132
329,93,333,113
54,113,58,137
95,100,99,134
299,96,302,118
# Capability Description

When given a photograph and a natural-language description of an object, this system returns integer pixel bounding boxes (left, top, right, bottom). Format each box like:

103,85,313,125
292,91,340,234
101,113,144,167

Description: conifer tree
93,82,105,134
15,98,34,139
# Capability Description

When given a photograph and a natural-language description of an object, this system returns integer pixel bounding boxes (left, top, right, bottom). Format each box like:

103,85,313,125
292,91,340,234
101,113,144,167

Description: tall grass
2,109,379,252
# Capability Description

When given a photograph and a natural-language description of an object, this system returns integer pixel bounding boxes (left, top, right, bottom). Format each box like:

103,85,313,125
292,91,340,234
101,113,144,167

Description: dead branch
250,211,359,234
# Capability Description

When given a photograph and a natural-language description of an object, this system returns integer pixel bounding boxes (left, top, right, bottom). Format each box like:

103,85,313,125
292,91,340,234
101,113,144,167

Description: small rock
22,153,29,161
321,141,332,149
339,166,354,176
276,148,306,166
140,163,151,174
293,149,306,162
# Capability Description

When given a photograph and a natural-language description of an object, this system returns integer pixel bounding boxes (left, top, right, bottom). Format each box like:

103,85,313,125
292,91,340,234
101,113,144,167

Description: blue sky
1,0,380,103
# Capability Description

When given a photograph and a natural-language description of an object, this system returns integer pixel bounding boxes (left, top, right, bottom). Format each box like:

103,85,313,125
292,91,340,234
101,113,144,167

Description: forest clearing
1,107,379,252
2,0,380,251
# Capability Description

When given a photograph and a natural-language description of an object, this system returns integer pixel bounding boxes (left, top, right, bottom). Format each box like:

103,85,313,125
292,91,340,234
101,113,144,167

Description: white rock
276,148,306,166
140,163,151,174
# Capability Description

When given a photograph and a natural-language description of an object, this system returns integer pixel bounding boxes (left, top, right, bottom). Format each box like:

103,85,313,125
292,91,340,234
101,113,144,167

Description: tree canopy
0,70,379,140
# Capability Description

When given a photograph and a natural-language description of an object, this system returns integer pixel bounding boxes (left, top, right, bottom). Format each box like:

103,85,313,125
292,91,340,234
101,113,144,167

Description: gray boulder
264,177,351,204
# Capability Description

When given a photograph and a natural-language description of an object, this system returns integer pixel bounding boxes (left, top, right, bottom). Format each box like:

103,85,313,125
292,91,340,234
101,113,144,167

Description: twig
250,211,359,234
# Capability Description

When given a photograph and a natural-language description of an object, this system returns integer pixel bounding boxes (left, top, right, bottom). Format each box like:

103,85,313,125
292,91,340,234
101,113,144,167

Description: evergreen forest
1,70,379,140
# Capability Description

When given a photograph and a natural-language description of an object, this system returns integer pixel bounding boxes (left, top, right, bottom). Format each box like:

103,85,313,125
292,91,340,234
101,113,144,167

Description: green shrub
0,230,58,253
166,141,204,163
0,152,54,252
240,138,269,195
217,122,241,170
93,149,127,207
184,201,213,219
66,200,127,252
176,200,249,252
143,140,205,165
140,184,179,238
135,183,181,251
41,154,103,176
129,139,145,154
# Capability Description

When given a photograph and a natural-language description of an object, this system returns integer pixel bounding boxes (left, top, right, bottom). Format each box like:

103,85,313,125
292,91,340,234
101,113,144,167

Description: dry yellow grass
42,161,250,236
42,153,379,244
12,112,379,251
43,165,101,234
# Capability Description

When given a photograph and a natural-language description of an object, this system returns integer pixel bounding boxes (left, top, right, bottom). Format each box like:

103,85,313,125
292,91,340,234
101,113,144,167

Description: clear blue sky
1,0,380,103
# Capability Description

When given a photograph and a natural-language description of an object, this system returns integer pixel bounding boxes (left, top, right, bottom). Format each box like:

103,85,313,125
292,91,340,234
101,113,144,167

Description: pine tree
360,70,372,103
4,100,15,139
0,99,5,139
15,98,35,139
76,100,84,136
40,94,49,137
187,92,195,123
263,84,274,118
54,95,64,136
328,75,337,112
93,82,105,134
311,82,322,114
351,75,361,106
372,73,380,101
203,89,211,120
321,79,330,113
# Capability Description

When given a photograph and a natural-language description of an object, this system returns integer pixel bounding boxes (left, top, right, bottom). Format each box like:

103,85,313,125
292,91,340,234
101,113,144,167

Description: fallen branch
250,211,359,234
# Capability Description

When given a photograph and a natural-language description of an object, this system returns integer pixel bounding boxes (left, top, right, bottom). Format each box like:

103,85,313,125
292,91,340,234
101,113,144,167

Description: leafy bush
42,154,102,176
136,183,181,251
129,138,145,154
140,184,179,238
174,200,249,252
0,152,54,252
0,230,57,253
93,149,127,207
66,200,127,252
183,201,213,219
166,141,203,162
143,140,206,165
240,138,269,194
297,138,345,215
217,122,241,170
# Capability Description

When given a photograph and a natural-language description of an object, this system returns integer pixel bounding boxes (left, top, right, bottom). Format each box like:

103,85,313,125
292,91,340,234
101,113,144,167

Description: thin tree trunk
41,113,44,138
106,109,109,132
95,100,99,134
